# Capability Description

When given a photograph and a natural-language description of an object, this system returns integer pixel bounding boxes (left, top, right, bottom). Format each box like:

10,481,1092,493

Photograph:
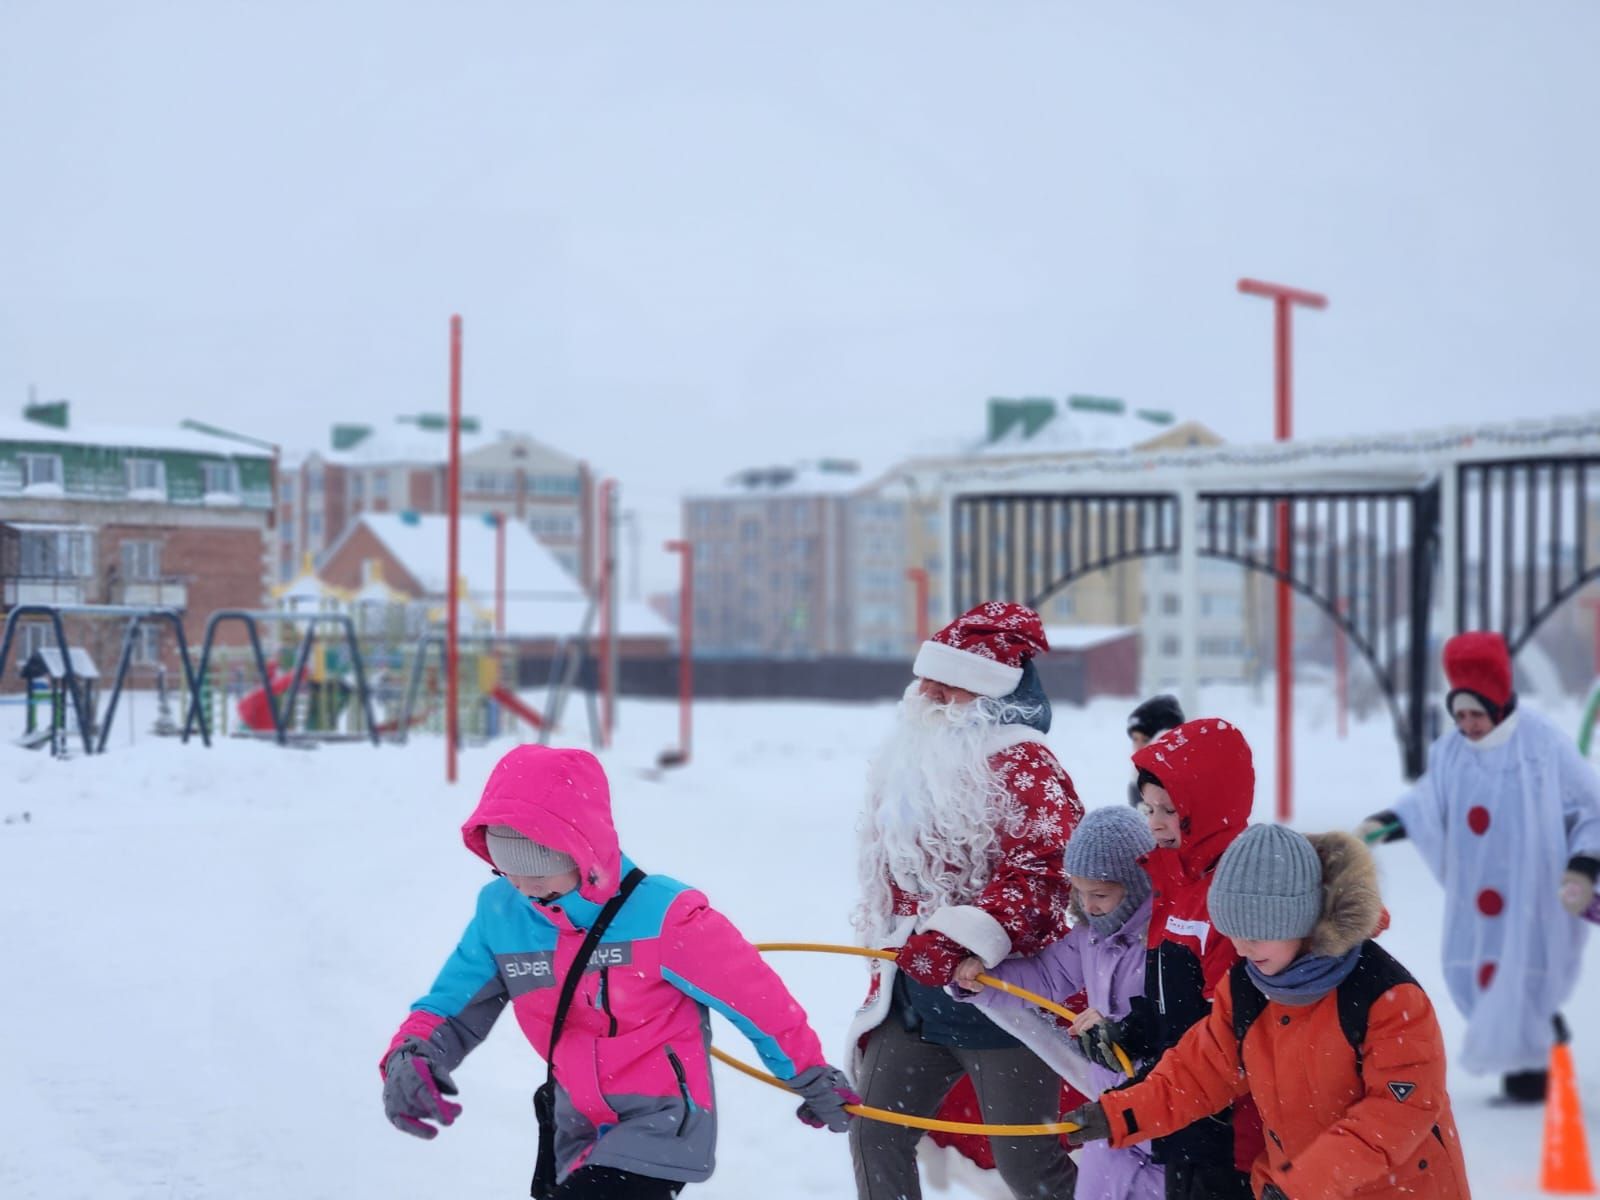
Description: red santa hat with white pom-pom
912,601,1050,697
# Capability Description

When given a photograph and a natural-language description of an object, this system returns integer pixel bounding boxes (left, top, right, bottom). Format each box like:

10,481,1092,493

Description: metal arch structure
951,493,1180,605
951,483,1441,777
1454,454,1600,653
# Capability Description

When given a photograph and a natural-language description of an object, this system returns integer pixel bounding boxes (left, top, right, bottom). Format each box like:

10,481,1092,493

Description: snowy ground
3,684,1596,1198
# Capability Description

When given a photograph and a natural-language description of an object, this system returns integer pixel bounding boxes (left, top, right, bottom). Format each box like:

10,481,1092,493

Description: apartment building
277,417,592,586
1,402,274,683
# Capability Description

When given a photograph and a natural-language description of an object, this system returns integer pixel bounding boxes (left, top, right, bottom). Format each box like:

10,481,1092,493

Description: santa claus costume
847,601,1083,1200
1365,631,1600,1101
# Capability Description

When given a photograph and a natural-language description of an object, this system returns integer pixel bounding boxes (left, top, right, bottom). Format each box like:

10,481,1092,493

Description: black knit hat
1127,694,1185,739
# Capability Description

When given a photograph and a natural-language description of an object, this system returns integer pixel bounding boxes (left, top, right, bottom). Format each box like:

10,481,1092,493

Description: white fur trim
913,640,1024,698
923,904,1013,967
977,1004,1101,1097
984,725,1041,755
844,916,916,1079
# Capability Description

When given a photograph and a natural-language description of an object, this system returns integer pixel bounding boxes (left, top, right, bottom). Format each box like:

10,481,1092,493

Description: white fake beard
852,684,1026,944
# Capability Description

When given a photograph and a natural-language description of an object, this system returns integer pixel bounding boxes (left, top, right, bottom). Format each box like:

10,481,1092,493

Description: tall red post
665,539,694,764
597,479,616,749
1239,278,1327,822
906,567,930,644
446,315,463,784
495,512,506,637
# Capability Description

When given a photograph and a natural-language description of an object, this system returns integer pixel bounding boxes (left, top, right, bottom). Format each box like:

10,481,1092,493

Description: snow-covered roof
0,417,272,459
342,513,671,640
1042,624,1138,652
688,458,891,500
280,424,498,470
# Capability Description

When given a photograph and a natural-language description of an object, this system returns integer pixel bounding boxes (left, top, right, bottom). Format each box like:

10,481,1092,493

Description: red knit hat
1443,631,1514,722
912,601,1049,698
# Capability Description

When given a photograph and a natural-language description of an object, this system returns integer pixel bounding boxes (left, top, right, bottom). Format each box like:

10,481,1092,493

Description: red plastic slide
490,686,545,730
237,665,295,732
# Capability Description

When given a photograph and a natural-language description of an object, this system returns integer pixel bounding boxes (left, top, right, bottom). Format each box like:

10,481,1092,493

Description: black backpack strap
1334,940,1416,1079
547,866,648,1061
1228,960,1267,1072
532,867,646,1198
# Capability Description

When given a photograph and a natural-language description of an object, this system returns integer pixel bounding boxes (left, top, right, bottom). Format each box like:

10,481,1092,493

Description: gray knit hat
484,824,578,877
1209,824,1323,941
1066,805,1156,890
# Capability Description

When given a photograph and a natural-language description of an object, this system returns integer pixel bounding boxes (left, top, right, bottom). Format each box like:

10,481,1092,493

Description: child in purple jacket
954,804,1165,1200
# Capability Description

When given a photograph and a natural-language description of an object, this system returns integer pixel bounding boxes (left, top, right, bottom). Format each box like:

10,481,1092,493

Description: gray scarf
1245,944,1363,1006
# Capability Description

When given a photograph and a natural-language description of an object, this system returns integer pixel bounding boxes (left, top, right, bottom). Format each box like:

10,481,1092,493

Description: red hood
1133,717,1254,880
461,745,622,904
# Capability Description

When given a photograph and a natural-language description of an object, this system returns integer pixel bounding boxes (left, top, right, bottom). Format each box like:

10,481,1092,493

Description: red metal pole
906,567,931,644
495,512,506,637
597,479,615,748
446,315,462,784
666,539,693,762
1238,279,1327,823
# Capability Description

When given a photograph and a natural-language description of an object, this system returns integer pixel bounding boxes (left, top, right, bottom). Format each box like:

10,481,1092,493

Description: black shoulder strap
1228,960,1268,1072
1335,940,1416,1078
546,867,647,1065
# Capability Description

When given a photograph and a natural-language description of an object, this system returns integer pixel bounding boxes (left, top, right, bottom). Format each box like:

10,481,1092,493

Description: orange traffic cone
1542,1039,1597,1194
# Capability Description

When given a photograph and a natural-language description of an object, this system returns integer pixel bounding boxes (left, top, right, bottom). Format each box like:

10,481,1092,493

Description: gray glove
788,1064,860,1133
1065,1099,1110,1147
383,1039,462,1139
1260,1185,1290,1200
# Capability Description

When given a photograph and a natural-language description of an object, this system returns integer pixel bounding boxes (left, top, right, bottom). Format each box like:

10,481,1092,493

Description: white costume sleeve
1552,732,1600,858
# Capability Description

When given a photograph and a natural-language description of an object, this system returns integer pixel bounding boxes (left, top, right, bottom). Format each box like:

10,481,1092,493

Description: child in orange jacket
1067,825,1470,1200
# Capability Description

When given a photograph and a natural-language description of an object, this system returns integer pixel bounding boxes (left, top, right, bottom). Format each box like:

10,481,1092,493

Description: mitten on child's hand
383,1039,462,1139
1064,1100,1110,1147
1077,1018,1136,1074
789,1064,860,1133
896,931,967,986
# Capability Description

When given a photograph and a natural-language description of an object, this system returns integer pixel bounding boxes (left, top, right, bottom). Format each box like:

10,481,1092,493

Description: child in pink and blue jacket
380,745,854,1199
954,804,1167,1200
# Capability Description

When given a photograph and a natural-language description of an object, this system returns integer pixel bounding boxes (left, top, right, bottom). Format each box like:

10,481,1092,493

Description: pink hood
461,745,622,903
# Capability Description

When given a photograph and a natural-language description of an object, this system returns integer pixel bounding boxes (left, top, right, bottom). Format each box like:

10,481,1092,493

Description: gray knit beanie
1066,806,1155,933
485,824,578,877
1209,824,1322,941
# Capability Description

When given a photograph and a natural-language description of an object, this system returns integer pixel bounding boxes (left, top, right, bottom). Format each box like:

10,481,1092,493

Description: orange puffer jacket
1100,833,1471,1200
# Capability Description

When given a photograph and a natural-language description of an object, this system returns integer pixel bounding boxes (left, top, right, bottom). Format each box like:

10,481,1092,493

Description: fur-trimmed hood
1305,831,1384,958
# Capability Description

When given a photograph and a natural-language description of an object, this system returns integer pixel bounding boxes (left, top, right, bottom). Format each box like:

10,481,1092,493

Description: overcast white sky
4,2,1598,590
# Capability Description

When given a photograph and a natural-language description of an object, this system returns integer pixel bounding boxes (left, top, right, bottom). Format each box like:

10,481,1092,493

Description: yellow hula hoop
704,941,1127,1137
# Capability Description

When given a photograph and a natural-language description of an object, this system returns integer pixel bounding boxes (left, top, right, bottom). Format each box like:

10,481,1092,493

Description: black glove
1261,1184,1290,1200
1077,1019,1134,1075
1357,811,1406,845
1065,1099,1110,1147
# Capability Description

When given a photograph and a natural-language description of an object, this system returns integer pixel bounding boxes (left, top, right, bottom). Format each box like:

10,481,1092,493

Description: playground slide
490,686,545,730
237,668,295,733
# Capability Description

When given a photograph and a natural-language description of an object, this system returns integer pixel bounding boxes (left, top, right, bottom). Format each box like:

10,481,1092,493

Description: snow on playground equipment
184,610,379,747
706,943,1114,1135
0,602,209,753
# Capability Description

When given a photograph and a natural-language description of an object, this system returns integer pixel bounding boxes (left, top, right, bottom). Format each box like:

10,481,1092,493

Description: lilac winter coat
968,894,1165,1200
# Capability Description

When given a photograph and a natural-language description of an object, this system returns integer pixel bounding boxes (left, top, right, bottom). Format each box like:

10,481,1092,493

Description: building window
19,622,52,660
126,458,166,495
22,453,62,487
132,624,164,665
121,540,162,582
309,513,323,538
202,461,238,495
308,468,324,494
1159,635,1180,656
531,474,580,496
352,474,365,501
1160,593,1181,615
19,530,92,577
373,472,390,499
